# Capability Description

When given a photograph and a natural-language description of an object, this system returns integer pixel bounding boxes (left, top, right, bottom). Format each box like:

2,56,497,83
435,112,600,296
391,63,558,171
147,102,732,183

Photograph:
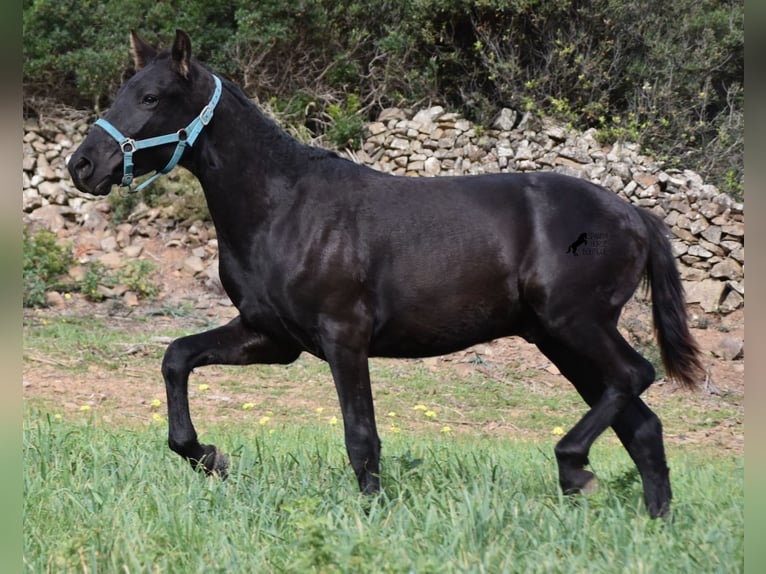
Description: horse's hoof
648,499,671,520
195,445,229,479
580,474,599,495
209,447,229,479
561,469,599,496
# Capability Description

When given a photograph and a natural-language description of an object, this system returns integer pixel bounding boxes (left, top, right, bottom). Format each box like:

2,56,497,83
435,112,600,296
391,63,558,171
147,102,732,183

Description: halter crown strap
94,74,222,192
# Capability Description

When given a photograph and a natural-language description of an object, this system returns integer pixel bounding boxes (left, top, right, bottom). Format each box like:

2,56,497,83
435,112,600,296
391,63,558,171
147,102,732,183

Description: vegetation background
23,0,743,198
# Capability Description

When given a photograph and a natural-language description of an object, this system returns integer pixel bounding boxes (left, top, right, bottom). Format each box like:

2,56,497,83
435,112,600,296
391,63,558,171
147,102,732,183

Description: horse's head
68,30,219,195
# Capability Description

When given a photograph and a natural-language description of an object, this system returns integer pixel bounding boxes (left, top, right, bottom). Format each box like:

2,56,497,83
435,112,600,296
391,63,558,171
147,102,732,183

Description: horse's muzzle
67,148,117,196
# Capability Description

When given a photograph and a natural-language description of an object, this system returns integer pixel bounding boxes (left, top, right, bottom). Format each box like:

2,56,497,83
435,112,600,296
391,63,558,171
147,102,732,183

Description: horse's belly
369,296,520,358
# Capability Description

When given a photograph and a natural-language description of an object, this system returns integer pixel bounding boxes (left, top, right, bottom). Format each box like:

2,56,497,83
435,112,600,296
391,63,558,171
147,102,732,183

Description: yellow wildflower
150,398,162,408
259,416,271,425
329,416,338,426
79,405,91,412
441,426,452,433
424,410,437,418
552,426,565,436
242,402,256,410
198,384,209,392
413,404,427,411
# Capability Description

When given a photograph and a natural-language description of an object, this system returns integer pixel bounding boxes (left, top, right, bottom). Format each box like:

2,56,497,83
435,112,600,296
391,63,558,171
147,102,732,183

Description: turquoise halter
94,74,222,192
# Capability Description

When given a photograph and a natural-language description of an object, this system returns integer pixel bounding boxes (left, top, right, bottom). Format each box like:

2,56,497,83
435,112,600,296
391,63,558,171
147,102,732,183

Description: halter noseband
94,74,222,193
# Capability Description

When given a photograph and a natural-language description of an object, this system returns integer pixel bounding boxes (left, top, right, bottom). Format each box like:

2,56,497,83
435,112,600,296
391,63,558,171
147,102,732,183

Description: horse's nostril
72,155,93,179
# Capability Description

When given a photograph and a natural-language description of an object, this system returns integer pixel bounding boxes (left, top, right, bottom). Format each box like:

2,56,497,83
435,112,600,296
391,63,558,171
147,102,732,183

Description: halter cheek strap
94,74,222,193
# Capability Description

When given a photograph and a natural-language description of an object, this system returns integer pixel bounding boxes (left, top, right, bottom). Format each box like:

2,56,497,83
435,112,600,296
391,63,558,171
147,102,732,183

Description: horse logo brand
566,233,588,255
566,232,608,256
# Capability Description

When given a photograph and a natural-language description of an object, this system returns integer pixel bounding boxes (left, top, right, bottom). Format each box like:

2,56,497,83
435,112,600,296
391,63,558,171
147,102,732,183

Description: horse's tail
638,209,704,390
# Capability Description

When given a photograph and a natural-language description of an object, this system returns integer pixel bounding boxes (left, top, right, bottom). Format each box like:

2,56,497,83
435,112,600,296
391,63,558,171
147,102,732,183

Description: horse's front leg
321,323,381,494
161,316,301,476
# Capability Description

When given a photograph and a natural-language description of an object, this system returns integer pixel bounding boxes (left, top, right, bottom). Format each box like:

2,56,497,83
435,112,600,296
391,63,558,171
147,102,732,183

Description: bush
23,228,159,306
23,0,743,194
23,229,73,308
80,260,159,302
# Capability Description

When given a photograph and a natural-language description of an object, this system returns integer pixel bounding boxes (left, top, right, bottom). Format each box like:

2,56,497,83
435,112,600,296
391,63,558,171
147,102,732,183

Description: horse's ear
171,29,192,79
130,30,157,71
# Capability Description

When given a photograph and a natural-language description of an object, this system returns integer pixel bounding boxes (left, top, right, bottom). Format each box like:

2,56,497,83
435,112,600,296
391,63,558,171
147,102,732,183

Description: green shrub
23,0,743,194
80,260,159,302
23,229,73,308
325,94,364,150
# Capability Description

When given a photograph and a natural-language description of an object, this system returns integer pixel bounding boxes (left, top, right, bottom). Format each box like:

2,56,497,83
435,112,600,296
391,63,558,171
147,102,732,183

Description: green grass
23,310,744,572
24,409,743,574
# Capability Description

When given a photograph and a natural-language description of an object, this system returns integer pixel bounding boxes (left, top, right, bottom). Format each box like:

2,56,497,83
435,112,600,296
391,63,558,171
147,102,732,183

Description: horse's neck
190,87,312,235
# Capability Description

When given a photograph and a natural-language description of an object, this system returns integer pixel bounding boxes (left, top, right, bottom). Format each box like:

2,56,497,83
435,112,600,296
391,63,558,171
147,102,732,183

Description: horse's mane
212,67,340,164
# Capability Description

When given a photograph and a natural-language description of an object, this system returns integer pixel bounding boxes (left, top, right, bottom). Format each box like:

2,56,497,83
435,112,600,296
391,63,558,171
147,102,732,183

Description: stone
510,140,530,161
542,120,567,141
492,108,517,131
683,279,725,313
719,290,744,314
100,236,119,252
45,291,66,309
496,143,514,158
412,106,444,125
183,255,205,274
424,157,441,176
365,122,387,136
123,291,140,307
710,259,743,280
698,200,724,219
634,173,659,188
687,245,713,258
98,251,123,268
729,246,744,263
122,245,143,258
29,205,66,233
700,225,722,244
670,240,688,257
388,137,410,151
688,217,709,236
721,223,744,237
727,280,744,295
713,336,744,360
377,108,406,122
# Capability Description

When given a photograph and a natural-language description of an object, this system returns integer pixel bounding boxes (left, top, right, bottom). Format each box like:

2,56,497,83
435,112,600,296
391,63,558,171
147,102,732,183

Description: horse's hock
23,106,744,315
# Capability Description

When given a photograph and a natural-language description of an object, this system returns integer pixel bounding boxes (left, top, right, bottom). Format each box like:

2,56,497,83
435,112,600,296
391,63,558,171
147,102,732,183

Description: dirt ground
22,233,744,454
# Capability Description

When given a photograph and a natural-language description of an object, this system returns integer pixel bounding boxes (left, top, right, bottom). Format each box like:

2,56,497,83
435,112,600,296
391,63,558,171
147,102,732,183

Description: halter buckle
200,104,213,125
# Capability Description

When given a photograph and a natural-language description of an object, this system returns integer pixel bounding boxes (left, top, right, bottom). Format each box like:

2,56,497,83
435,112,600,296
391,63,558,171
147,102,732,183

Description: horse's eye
142,95,159,106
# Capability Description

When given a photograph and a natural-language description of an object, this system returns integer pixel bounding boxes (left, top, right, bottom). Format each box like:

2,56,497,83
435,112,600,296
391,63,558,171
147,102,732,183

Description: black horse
68,30,703,519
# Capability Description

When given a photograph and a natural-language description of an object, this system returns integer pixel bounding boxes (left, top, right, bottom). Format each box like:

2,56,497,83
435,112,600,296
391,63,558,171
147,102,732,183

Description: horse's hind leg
161,316,300,476
537,335,671,518
539,324,654,510
611,399,671,518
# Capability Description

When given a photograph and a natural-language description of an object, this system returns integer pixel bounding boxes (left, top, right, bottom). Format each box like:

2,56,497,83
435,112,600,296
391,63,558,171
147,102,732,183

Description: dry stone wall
22,107,744,314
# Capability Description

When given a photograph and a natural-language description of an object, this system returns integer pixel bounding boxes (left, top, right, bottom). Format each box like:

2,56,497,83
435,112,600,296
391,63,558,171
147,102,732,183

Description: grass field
23,309,744,573
24,409,743,573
